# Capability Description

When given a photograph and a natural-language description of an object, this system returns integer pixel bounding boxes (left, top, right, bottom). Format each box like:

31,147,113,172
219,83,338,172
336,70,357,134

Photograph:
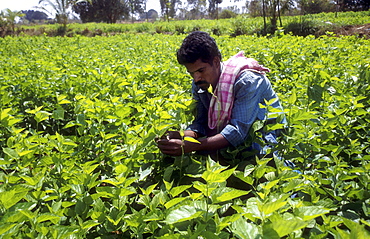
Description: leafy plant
0,32,369,237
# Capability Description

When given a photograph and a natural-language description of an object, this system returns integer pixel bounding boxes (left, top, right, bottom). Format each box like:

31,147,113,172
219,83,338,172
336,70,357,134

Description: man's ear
213,56,221,68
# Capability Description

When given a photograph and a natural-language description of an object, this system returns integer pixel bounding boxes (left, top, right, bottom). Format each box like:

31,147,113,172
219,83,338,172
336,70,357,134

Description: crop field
0,31,369,238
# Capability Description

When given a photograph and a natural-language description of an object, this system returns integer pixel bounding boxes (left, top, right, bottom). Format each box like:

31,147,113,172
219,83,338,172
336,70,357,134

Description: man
157,31,284,159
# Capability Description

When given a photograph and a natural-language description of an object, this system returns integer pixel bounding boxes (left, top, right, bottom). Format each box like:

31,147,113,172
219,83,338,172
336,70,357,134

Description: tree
22,10,49,22
73,0,130,23
219,8,237,19
160,0,181,21
0,9,25,34
246,0,263,17
139,9,159,21
127,0,146,22
72,1,95,22
298,0,336,14
340,0,370,11
38,0,85,29
185,0,207,19
247,0,294,33
208,0,222,19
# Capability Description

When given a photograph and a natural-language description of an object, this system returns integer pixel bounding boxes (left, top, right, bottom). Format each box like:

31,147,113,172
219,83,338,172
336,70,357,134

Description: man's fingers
168,131,182,139
157,139,183,156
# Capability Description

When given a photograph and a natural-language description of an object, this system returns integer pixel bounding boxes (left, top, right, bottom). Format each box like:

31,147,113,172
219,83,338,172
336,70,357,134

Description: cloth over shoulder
208,51,270,131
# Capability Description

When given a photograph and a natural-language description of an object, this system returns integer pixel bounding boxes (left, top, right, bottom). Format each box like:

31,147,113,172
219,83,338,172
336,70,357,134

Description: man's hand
156,130,202,156
156,130,230,156
157,138,202,156
160,131,183,140
157,138,185,156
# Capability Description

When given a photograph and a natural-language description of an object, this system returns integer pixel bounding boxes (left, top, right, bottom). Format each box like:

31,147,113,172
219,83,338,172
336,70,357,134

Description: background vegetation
0,10,369,38
1,0,369,37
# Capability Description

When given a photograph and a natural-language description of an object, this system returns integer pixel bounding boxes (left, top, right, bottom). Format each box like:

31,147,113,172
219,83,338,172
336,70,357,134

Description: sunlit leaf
164,205,203,224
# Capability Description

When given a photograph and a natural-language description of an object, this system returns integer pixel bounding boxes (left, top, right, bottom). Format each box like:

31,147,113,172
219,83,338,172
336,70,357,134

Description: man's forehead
185,59,209,73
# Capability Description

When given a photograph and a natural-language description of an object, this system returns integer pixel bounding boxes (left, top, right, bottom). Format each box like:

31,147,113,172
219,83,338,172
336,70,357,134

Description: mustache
195,80,208,86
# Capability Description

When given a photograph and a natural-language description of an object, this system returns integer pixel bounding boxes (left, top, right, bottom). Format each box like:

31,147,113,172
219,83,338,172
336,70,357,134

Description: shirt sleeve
220,70,282,147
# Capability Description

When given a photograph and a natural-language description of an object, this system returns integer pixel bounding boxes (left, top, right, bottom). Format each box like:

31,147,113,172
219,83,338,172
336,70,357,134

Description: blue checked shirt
187,70,284,148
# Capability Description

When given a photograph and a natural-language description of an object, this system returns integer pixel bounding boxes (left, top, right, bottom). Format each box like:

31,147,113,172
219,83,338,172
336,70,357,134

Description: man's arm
220,71,276,147
157,133,230,156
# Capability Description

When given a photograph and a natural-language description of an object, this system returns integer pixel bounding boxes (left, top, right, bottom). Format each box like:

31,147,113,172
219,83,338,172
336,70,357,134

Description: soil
335,23,370,39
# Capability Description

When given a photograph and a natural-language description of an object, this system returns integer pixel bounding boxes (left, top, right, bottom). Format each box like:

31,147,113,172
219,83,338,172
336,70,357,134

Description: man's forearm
188,133,230,152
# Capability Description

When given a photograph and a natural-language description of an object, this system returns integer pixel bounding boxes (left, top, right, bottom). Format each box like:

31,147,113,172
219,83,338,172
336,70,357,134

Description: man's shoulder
235,69,266,85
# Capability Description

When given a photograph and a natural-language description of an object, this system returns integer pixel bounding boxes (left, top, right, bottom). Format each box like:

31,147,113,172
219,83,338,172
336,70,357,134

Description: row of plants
14,10,370,37
0,32,369,237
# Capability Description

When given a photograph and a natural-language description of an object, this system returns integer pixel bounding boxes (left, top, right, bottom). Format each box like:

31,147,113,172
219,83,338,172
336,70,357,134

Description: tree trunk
262,0,267,34
277,0,282,27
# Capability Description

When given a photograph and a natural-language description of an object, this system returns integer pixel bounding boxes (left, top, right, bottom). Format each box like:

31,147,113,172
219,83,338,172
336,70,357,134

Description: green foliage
219,9,237,19
15,10,370,37
284,19,319,36
0,31,369,237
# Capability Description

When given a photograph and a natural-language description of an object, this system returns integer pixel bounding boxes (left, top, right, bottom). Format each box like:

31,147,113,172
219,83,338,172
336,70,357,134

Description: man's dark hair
177,31,222,66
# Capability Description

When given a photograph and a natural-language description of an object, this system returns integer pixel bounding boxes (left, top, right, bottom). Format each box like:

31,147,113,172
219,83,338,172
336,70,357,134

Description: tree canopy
73,0,130,23
22,10,49,22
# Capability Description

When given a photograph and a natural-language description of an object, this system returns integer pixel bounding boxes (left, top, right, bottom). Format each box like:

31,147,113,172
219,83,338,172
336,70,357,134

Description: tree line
1,0,369,27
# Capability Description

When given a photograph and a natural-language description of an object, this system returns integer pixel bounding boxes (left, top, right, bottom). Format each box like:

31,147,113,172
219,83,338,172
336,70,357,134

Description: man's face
184,57,221,91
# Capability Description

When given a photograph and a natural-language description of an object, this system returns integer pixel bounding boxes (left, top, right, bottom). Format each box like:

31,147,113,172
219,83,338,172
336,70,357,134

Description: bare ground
335,23,370,39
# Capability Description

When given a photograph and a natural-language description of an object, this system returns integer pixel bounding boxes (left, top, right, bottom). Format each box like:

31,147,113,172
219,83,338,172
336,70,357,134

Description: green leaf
230,217,260,239
3,148,19,159
0,188,28,209
76,114,87,126
50,225,79,238
115,164,128,175
0,108,12,120
263,216,308,238
156,234,181,239
208,84,213,94
211,187,250,203
0,223,16,235
37,213,61,224
163,180,173,192
242,197,263,221
82,220,100,230
202,167,235,183
139,165,152,181
260,199,287,216
184,136,201,144
342,217,370,238
169,185,192,197
234,171,254,185
142,130,157,148
140,183,158,195
19,209,35,220
52,107,65,120
288,89,297,104
34,111,52,123
295,206,331,221
164,197,187,209
193,181,218,197
96,187,115,198
164,205,203,224
291,110,316,122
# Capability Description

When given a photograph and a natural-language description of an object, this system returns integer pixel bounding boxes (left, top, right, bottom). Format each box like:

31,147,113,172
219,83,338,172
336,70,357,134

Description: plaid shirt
187,70,284,148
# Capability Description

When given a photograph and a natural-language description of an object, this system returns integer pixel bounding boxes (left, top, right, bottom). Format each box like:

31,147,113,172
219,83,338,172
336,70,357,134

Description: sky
0,0,161,14
0,0,246,16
